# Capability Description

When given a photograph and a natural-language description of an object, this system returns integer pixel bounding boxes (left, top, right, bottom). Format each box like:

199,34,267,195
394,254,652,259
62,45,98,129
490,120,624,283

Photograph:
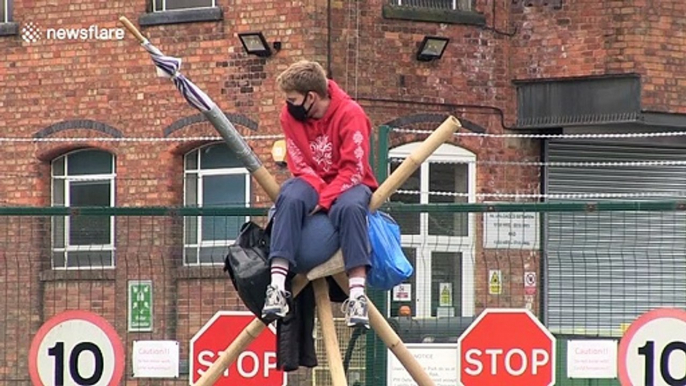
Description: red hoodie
280,80,379,210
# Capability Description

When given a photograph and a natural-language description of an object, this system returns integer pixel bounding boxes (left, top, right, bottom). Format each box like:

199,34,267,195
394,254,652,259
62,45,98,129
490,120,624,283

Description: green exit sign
129,280,153,332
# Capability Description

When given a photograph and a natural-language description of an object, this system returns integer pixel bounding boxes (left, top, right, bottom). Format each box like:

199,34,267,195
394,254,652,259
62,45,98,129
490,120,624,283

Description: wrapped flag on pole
141,41,215,112
118,16,281,201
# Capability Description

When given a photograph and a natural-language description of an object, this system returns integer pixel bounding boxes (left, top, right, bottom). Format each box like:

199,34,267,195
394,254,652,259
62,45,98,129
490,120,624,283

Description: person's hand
309,205,323,216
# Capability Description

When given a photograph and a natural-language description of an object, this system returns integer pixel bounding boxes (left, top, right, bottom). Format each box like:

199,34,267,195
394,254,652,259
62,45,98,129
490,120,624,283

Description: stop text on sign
464,348,550,376
457,308,556,386
196,350,278,378
189,311,285,386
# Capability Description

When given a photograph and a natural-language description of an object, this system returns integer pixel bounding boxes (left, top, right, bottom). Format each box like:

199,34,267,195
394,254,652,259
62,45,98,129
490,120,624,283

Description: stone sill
382,5,486,26
139,7,223,27
40,269,116,282
0,22,19,37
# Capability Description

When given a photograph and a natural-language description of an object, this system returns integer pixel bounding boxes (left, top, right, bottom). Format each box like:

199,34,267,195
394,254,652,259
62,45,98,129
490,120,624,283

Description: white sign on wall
132,340,179,378
393,283,412,302
483,205,539,249
567,340,617,378
387,344,458,386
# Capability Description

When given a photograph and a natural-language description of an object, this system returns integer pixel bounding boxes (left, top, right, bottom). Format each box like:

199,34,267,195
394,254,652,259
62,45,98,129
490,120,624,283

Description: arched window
51,149,116,269
388,143,475,318
183,143,251,265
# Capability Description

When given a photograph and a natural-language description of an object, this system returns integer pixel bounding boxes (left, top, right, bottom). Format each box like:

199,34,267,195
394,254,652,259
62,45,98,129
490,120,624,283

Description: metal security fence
0,207,270,386
0,201,683,385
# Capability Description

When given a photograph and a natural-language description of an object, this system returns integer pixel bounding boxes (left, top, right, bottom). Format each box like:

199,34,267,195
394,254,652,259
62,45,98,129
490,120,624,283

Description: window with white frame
184,143,251,266
394,0,471,11
1,0,9,23
387,143,476,319
51,149,116,269
153,0,215,12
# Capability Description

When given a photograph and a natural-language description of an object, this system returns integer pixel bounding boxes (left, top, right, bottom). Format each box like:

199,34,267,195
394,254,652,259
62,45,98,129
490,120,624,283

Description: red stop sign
457,308,556,386
190,311,286,386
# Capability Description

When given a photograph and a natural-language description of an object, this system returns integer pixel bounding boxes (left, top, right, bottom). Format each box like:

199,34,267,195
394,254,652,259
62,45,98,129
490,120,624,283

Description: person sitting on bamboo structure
261,60,379,328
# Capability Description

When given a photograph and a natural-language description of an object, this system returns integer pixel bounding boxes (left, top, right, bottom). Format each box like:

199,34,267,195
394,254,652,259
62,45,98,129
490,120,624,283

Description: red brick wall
1,0,315,382
328,1,511,116
511,1,610,78
512,0,686,112
0,217,42,383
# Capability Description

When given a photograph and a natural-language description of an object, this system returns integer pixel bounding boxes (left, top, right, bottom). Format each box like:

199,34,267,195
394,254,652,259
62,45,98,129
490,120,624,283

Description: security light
238,32,281,58
416,36,450,62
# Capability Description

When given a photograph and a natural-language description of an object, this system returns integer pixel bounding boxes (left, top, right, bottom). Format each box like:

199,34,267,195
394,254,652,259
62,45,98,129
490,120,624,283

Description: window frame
2,0,10,23
382,0,484,26
51,149,116,270
153,0,217,13
388,142,476,318
395,0,470,11
183,144,252,267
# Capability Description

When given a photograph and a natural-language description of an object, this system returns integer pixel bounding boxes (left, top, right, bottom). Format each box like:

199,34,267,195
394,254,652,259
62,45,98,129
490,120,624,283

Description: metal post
368,126,376,176
365,125,390,386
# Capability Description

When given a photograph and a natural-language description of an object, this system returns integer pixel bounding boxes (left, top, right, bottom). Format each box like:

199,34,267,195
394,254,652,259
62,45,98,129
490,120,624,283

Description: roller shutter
545,140,686,335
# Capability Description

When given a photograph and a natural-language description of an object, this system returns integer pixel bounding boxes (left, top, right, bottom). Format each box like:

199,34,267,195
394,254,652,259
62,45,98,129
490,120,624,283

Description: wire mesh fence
0,207,270,385
2,123,686,385
0,201,683,385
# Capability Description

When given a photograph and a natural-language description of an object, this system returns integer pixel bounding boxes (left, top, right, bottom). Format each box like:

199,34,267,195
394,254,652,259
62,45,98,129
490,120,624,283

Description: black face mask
287,93,314,122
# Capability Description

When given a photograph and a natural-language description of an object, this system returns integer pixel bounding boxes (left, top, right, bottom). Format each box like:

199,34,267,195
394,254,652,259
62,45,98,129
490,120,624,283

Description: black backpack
223,220,282,324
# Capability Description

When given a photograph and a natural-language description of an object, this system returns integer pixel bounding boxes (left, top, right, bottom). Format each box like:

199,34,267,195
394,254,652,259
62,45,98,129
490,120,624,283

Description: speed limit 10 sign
29,310,125,386
619,308,686,386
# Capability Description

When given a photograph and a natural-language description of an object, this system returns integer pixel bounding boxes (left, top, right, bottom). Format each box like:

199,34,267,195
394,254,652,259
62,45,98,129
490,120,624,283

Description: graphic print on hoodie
280,79,379,209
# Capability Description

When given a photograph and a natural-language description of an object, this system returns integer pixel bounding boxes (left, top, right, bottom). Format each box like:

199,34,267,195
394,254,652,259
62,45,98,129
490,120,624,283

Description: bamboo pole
313,279,348,386
117,18,464,383
332,273,436,386
195,115,461,385
369,116,460,210
118,16,146,43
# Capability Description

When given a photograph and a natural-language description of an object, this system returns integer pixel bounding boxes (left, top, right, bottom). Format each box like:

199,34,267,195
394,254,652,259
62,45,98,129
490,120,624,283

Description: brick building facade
1,0,685,384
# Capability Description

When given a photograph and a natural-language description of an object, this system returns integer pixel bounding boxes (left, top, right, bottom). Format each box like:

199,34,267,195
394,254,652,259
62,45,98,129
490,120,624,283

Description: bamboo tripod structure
193,115,461,386
116,17,462,384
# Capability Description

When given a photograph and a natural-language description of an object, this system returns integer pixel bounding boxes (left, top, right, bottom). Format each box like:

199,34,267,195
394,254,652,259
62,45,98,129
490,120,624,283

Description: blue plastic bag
367,210,414,290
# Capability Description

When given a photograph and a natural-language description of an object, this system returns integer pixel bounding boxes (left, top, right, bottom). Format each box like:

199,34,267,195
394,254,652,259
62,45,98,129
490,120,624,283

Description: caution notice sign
489,270,502,295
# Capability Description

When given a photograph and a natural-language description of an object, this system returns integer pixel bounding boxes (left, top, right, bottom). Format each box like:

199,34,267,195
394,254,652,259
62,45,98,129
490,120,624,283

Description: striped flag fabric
140,40,215,112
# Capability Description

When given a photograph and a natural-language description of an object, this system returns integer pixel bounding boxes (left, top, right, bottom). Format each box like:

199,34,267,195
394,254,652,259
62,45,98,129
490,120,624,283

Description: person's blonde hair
276,60,328,97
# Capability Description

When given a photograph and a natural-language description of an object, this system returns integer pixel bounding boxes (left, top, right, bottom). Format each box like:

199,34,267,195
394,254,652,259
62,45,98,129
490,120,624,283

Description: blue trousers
269,177,372,273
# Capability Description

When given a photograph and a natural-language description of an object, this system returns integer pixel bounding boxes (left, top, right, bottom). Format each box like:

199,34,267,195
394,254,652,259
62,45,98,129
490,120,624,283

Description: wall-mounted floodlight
238,32,281,58
416,36,450,62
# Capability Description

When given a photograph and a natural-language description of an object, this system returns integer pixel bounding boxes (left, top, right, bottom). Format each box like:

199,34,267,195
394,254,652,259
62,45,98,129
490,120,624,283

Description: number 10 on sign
29,310,125,386
48,341,104,385
619,308,686,386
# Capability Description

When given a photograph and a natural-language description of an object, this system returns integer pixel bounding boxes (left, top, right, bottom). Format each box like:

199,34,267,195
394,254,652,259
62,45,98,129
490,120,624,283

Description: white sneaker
261,285,290,319
342,295,369,329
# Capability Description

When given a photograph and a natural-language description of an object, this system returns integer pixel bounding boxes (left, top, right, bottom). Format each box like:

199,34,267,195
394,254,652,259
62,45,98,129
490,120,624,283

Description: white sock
270,258,289,291
349,277,366,299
